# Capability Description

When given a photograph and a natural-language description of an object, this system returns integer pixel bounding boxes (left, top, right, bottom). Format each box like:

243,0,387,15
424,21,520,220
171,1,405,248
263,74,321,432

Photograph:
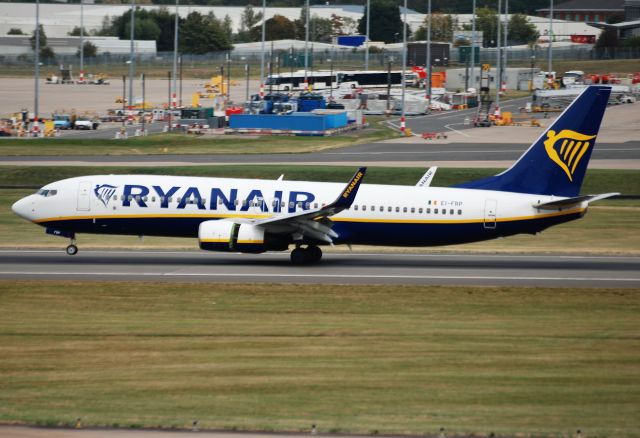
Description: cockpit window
36,189,58,197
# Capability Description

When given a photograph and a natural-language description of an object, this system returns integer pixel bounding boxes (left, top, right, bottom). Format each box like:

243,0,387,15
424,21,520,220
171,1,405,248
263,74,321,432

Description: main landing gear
290,245,322,265
66,238,78,256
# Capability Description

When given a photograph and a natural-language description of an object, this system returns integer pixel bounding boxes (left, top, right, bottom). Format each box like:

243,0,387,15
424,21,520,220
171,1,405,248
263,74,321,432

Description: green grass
0,282,638,436
0,119,396,156
1,166,639,195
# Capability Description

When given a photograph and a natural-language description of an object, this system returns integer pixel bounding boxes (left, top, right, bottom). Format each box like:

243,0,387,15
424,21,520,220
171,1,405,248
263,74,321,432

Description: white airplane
12,86,618,264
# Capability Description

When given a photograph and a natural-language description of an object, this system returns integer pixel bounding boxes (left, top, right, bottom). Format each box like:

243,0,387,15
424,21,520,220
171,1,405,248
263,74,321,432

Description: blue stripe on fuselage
39,211,584,247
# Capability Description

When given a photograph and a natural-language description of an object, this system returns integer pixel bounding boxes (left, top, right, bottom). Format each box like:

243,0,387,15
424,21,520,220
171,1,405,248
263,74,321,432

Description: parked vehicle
74,117,99,130
53,114,72,130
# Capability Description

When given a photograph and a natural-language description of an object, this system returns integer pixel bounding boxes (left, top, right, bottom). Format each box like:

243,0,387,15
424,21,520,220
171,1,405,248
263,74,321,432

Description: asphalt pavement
1,250,638,288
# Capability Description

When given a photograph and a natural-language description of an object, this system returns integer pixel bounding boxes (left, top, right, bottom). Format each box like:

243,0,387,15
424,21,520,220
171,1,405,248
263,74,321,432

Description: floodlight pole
364,0,370,71
400,0,407,135
34,0,40,127
128,0,135,110
260,0,266,97
80,0,84,77
304,0,309,85
172,0,179,109
548,0,553,77
495,0,501,110
425,0,432,102
470,0,476,91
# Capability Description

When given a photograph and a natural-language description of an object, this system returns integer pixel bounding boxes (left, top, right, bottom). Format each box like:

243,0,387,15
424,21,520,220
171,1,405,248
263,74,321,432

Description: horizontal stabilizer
533,192,619,210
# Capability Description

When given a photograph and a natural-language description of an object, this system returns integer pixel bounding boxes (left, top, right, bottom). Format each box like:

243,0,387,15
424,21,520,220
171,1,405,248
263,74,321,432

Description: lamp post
495,0,501,112
122,75,126,129
470,0,476,91
128,0,135,112
79,0,84,81
179,55,183,106
141,72,145,134
260,0,266,98
34,0,40,130
364,0,370,70
243,57,250,103
548,0,553,77
386,56,393,112
425,0,432,102
400,0,407,136
171,0,179,109
304,0,309,85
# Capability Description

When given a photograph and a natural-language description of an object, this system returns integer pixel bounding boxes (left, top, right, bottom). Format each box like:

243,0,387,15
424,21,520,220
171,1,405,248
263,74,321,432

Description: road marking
0,249,637,261
0,271,638,283
444,123,471,137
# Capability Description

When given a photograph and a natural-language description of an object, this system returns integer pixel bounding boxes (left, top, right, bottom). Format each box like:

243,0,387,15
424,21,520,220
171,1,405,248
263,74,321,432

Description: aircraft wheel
307,246,322,263
65,244,78,256
290,247,307,265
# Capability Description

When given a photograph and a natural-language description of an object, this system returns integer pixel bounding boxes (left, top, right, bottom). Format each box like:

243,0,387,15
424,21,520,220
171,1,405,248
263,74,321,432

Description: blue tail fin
456,86,611,197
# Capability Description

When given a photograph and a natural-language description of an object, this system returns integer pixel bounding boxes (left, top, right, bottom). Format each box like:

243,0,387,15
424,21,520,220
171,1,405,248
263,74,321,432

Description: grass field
0,282,638,437
0,120,396,156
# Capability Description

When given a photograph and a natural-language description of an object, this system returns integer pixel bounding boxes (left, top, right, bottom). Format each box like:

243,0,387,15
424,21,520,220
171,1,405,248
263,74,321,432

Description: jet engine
198,220,288,253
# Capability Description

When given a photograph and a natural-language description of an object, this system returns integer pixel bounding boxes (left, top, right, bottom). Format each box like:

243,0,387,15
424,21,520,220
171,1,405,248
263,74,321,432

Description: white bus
265,70,406,92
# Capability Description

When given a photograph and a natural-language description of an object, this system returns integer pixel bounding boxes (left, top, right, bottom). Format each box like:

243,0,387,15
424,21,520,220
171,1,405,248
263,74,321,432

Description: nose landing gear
66,237,78,256
290,245,322,265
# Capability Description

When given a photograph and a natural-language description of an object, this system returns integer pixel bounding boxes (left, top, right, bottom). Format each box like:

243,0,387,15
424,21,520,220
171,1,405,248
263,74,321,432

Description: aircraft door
77,181,92,211
483,199,497,229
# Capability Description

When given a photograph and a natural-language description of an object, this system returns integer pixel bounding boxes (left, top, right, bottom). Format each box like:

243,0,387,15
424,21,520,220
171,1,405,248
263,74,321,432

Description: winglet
333,167,367,209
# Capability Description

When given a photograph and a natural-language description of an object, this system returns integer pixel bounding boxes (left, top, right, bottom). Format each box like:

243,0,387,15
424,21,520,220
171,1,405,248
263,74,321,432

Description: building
537,0,624,23
0,35,156,57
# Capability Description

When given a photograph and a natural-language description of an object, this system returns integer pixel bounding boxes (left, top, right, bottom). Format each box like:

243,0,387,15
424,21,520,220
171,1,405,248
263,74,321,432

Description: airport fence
1,45,638,75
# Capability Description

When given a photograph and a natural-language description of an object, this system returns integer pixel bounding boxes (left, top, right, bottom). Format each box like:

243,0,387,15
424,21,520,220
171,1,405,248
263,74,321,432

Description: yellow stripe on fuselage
33,207,585,226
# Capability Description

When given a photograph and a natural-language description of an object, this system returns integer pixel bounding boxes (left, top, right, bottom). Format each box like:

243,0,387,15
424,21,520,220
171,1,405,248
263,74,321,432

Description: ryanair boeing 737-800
12,86,618,264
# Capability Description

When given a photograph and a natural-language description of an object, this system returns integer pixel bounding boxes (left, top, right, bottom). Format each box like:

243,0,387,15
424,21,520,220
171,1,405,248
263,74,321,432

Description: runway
0,249,638,287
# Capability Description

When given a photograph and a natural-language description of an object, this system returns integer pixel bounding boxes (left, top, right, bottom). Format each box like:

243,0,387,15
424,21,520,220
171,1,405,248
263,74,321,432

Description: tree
7,28,24,35
254,14,296,41
77,41,98,58
29,24,47,51
310,16,333,44
180,11,232,54
595,28,619,49
240,5,262,31
414,13,455,42
507,13,538,45
357,0,405,44
475,7,498,47
68,26,89,37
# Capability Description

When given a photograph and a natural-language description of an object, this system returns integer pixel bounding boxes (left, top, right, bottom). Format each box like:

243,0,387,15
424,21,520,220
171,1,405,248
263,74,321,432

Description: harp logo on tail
94,184,117,207
544,129,596,181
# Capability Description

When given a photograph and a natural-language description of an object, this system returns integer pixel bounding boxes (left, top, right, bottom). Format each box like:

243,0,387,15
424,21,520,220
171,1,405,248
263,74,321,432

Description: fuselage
12,174,587,248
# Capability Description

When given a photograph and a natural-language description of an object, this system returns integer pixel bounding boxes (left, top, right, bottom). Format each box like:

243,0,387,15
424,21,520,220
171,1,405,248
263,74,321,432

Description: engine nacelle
198,220,287,253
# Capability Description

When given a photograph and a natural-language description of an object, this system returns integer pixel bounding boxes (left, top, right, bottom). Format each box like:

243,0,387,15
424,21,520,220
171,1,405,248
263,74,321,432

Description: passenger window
305,202,310,209
354,205,359,211
168,197,173,203
458,209,462,215
272,200,277,207
143,196,148,202
177,197,182,203
434,208,438,214
281,201,286,208
314,203,318,209
379,206,383,212
427,208,431,214
395,207,399,212
403,207,407,213
387,206,392,212
151,196,156,202
411,207,415,213
49,190,57,196
128,195,133,201
419,208,423,213
289,201,294,208
234,199,239,206
362,205,367,211
442,209,446,215
428,200,432,205
450,209,454,215
113,195,118,201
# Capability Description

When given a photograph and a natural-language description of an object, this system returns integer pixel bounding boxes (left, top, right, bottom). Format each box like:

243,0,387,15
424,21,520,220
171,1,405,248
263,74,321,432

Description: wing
416,166,438,187
237,167,367,244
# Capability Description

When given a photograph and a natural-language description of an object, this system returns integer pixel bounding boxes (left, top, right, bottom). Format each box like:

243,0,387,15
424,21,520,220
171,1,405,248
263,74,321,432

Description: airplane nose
12,196,34,221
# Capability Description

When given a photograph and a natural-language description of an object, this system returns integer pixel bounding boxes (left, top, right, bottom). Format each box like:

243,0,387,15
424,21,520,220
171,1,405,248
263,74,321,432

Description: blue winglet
333,167,367,209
